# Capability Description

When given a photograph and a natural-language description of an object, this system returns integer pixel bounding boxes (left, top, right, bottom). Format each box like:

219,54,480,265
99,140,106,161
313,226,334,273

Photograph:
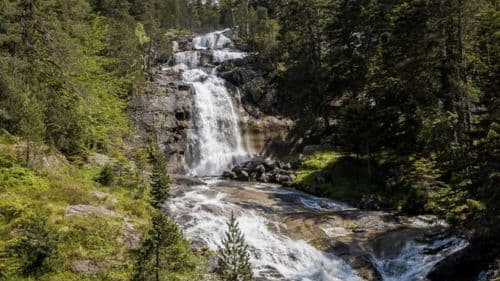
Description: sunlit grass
294,150,408,208
0,133,153,279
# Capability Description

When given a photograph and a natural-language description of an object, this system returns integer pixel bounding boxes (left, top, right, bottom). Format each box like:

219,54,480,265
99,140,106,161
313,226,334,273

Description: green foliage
132,212,198,281
0,138,155,280
95,164,116,186
217,212,253,281
0,0,139,157
267,0,499,240
150,148,171,208
8,214,60,278
295,150,399,207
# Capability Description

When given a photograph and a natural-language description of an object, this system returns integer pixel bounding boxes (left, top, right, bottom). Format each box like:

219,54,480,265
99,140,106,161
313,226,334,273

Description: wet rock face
223,159,297,186
427,236,499,281
218,57,281,117
130,70,194,174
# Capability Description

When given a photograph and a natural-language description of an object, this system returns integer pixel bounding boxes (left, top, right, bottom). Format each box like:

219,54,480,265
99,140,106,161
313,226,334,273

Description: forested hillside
0,0,498,280
226,0,498,257
272,0,499,240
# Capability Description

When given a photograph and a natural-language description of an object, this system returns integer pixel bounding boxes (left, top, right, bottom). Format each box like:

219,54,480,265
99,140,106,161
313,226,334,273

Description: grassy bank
294,150,409,210
0,131,203,280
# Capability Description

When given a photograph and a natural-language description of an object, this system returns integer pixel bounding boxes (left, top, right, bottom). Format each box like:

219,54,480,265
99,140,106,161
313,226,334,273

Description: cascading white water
171,29,249,176
173,51,199,69
182,69,248,175
192,28,233,50
167,180,364,281
371,236,468,281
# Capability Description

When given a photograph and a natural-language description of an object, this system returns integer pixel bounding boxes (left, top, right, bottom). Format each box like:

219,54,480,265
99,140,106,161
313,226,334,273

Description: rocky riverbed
222,158,299,186
166,178,468,281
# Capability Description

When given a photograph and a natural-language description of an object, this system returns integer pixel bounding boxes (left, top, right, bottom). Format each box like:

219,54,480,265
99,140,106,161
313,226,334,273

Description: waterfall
171,29,249,176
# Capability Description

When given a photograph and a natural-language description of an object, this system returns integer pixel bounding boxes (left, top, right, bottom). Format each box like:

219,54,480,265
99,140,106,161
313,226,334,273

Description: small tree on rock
217,212,253,281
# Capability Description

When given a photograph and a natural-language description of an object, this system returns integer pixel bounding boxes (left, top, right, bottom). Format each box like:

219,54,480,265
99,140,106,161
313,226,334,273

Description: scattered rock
122,221,140,250
223,159,297,186
87,153,111,167
237,170,249,181
71,259,106,275
171,174,206,186
65,205,120,217
223,170,237,179
291,154,305,169
92,191,109,201
256,164,266,174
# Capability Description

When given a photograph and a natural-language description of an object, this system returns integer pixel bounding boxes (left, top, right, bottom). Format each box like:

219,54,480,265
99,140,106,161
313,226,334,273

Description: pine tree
217,212,253,281
132,212,195,281
150,147,170,208
11,214,60,277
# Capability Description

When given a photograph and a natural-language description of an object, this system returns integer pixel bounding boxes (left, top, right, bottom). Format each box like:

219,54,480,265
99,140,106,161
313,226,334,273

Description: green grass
0,128,208,280
0,132,153,280
294,150,408,208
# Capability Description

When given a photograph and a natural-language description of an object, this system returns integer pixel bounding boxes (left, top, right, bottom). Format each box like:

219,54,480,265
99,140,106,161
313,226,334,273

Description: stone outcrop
131,31,294,174
71,259,106,275
130,69,194,174
65,204,120,217
223,159,296,186
218,56,294,158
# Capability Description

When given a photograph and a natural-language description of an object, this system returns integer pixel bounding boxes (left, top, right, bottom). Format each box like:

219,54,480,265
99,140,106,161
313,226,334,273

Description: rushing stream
166,29,468,281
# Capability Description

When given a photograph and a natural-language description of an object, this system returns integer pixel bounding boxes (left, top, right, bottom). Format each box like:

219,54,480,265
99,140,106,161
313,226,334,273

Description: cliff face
130,70,194,174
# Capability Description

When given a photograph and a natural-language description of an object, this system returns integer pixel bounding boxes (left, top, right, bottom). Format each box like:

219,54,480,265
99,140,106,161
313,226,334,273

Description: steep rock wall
130,70,193,174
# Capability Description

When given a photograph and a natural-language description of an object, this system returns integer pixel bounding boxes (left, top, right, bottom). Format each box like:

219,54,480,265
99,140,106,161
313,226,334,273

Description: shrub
96,164,115,186
10,214,60,277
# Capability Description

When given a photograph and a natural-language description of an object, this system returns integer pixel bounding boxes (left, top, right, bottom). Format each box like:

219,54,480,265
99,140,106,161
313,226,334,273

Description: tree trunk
366,144,372,178
25,140,31,167
155,231,160,281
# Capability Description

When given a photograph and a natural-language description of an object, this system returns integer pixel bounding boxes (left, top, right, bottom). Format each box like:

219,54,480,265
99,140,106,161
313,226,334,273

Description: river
164,29,468,281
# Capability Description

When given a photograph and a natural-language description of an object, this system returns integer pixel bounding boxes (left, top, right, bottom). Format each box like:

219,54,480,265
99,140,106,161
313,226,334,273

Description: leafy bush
96,164,116,186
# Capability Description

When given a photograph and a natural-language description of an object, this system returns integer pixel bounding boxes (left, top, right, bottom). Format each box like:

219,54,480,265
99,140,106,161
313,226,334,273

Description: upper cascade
168,29,250,176
192,28,233,50
173,29,247,70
